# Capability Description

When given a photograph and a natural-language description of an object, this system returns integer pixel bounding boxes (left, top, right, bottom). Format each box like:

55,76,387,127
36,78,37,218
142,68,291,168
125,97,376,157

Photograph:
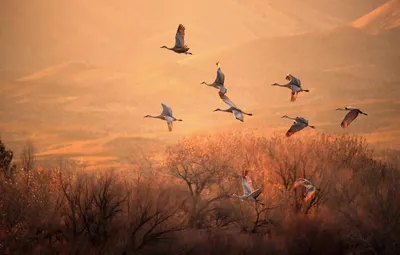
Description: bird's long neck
216,108,231,113
241,111,252,116
283,116,296,121
273,83,290,88
162,46,174,51
336,108,348,111
202,81,214,86
232,194,241,198
146,115,162,119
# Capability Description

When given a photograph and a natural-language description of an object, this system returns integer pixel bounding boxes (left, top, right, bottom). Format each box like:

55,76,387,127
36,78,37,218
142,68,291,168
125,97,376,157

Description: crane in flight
144,103,182,132
292,178,318,202
232,170,264,206
213,93,253,122
272,74,310,102
161,24,193,55
336,106,368,128
281,115,315,137
201,61,227,96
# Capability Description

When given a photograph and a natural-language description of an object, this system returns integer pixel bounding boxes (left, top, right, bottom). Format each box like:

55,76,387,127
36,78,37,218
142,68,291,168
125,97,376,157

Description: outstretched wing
289,75,301,87
161,103,173,116
296,117,308,125
219,86,227,95
250,188,262,200
214,67,225,86
304,186,316,201
233,110,244,122
341,110,359,128
219,93,237,108
174,24,186,49
295,178,313,187
242,176,253,196
286,122,307,137
166,117,173,132
291,91,298,102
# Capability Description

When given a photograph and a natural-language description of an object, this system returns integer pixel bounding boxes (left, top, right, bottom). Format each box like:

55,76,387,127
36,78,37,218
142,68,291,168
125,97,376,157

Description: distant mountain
352,0,400,35
297,0,387,21
1,0,371,74
2,0,400,165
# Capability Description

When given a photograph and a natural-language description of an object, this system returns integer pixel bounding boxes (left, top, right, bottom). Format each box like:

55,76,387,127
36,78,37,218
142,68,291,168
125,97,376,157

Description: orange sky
1,0,399,167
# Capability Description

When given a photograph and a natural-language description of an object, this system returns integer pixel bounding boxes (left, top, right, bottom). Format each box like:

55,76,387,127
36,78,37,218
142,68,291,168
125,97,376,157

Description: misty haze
0,0,399,254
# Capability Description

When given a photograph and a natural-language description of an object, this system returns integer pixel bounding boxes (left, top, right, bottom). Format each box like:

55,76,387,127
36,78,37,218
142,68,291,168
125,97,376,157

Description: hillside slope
352,0,400,34
0,0,361,74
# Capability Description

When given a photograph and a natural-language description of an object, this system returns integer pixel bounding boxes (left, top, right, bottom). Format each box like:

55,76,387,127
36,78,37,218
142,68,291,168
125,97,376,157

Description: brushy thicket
0,131,399,255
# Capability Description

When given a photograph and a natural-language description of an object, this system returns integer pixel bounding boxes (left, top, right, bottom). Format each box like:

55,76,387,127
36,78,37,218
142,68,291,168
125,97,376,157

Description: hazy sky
1,0,399,167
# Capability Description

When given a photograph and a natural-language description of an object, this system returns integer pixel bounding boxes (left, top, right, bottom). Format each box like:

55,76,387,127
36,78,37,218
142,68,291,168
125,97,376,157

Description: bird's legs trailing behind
241,111,253,116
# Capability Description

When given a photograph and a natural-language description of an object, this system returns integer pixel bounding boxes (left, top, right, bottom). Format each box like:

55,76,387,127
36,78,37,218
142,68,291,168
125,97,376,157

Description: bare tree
20,140,35,174
266,133,331,215
123,171,186,252
164,137,235,228
337,160,400,255
57,164,127,252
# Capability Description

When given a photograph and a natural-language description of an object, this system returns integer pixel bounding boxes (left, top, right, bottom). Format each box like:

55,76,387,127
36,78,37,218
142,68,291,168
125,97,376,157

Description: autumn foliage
0,131,399,255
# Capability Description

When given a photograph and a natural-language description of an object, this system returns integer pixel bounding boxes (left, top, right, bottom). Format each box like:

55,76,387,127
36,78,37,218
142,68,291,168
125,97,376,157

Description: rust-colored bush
0,132,398,255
